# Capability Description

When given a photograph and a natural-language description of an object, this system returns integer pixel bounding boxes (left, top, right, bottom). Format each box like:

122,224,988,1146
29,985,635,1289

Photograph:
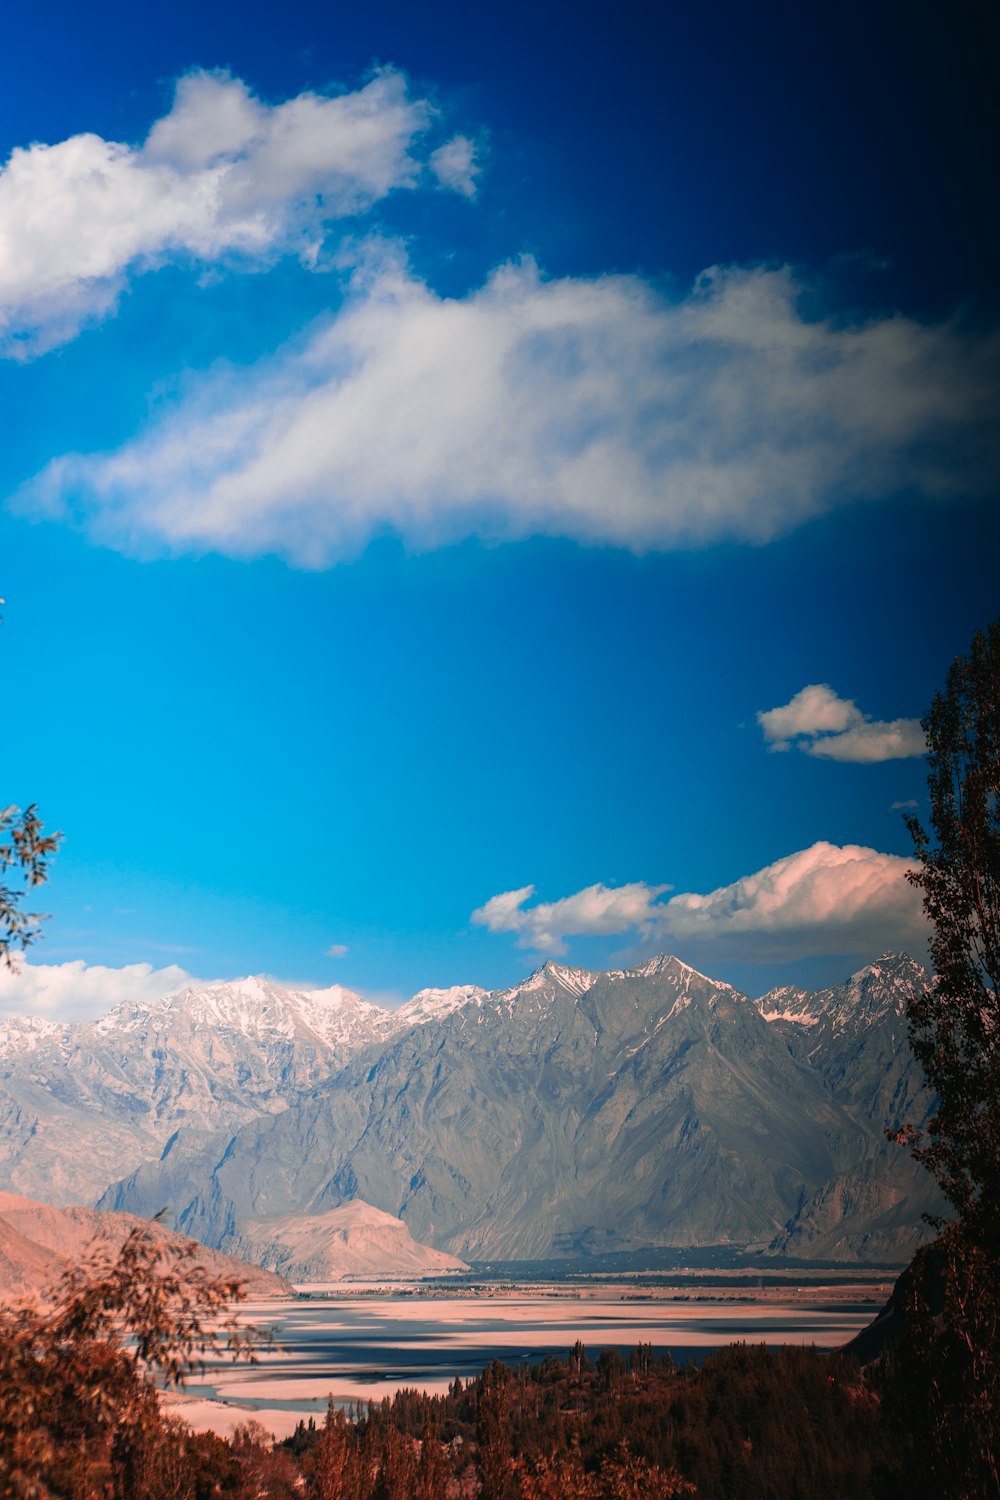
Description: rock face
227,1200,470,1280
0,1190,290,1302
0,976,442,1206
0,954,944,1265
96,954,943,1264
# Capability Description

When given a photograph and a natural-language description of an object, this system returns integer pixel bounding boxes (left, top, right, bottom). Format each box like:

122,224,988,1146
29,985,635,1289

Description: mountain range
0,954,942,1266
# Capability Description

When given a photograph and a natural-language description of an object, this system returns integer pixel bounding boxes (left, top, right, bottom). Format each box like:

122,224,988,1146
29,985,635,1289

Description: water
169,1284,884,1437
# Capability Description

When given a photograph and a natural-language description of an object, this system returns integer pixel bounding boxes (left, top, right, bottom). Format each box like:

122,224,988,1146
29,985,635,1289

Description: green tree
1,600,61,964
0,801,61,966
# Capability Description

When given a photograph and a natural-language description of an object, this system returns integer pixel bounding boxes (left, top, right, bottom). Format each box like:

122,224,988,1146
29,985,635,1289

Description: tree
902,616,1000,1228
0,801,61,966
890,617,1000,1498
1,600,62,965
0,1223,264,1498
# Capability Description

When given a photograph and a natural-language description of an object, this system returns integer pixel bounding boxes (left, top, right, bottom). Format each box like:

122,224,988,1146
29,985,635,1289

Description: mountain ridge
1,953,942,1265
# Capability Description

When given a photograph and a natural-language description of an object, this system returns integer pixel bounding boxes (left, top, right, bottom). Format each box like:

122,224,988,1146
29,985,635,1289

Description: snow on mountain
755,985,817,1024
0,952,941,1263
757,955,928,1033
392,985,487,1028
491,959,601,1010
98,975,391,1050
0,1014,70,1061
93,950,942,1266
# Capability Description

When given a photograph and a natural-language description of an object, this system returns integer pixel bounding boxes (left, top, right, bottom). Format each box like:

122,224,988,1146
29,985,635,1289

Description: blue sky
1,0,997,1016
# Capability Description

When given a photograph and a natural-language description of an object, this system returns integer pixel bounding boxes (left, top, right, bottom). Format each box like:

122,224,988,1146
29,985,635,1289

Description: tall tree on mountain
891,617,1000,1498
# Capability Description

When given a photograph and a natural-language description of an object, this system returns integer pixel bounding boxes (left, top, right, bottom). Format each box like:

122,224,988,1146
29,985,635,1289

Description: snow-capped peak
755,954,927,1032
755,984,817,1025
0,1013,70,1060
392,985,487,1027
93,974,389,1050
626,955,745,1008
517,961,598,998
542,961,599,997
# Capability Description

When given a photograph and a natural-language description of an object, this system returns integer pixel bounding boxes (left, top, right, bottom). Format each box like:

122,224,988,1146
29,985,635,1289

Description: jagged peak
753,952,928,1032
487,960,599,1007
533,960,600,997
625,955,747,1012
301,981,385,1013
92,974,387,1049
393,984,487,1026
847,952,927,986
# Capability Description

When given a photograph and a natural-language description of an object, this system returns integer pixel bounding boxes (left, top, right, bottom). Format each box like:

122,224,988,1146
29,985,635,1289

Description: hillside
89,954,942,1264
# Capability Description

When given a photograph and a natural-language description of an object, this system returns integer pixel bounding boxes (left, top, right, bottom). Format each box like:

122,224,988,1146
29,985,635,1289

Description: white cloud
807,720,927,762
24,255,997,559
757,684,925,762
472,881,671,957
758,684,859,743
325,943,349,958
0,958,193,1021
0,68,437,354
657,842,925,959
472,842,926,961
891,799,919,810
429,135,479,197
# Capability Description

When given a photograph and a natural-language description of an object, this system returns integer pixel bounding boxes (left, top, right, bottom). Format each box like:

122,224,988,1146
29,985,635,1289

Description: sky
1,0,998,1018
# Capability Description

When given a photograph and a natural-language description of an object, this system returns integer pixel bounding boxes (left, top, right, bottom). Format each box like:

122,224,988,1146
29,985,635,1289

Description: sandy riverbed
164,1282,882,1440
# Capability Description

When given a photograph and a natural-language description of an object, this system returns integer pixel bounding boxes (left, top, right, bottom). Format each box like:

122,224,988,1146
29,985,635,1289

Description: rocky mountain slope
92,953,942,1264
0,977,477,1205
0,1190,289,1302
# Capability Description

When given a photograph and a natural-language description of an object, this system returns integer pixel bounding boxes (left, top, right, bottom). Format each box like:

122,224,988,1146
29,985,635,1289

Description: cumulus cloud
757,684,926,762
325,942,349,958
0,958,193,1021
656,842,925,959
472,842,926,961
472,881,671,957
23,254,997,560
429,135,479,196
0,68,446,354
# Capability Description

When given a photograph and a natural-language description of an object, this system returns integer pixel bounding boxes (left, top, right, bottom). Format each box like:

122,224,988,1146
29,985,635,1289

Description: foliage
886,616,1000,1499
0,1231,909,1500
877,1223,1000,1500
289,1341,901,1500
0,1224,269,1499
902,616,1000,1227
2,598,62,964
516,1444,695,1499
0,801,62,966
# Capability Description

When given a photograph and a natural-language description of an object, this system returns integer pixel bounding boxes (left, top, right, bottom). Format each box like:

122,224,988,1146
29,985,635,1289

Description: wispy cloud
0,958,193,1021
0,68,449,355
21,254,998,561
472,842,926,961
757,684,926,762
324,943,349,958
